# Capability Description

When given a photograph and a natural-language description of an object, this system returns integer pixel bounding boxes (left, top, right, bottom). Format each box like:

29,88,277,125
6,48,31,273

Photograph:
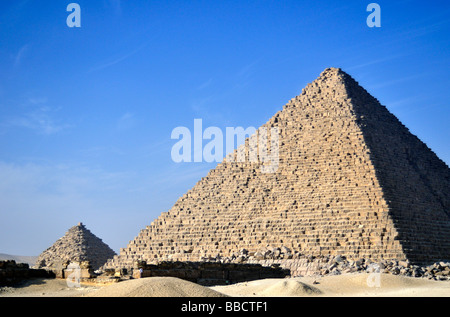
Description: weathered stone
254,252,264,260
132,261,289,285
391,267,401,275
355,259,364,266
103,68,450,272
35,223,116,271
334,255,344,264
0,260,55,286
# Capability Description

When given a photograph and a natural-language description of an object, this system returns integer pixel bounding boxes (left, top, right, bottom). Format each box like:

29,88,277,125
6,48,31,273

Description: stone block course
132,261,290,286
0,260,55,286
103,68,450,272
35,223,116,271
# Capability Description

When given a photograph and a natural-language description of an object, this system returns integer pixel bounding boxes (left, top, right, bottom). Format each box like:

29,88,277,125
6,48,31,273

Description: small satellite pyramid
105,67,450,270
35,222,116,270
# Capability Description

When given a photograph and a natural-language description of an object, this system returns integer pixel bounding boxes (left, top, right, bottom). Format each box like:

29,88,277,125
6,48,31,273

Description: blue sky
0,0,449,255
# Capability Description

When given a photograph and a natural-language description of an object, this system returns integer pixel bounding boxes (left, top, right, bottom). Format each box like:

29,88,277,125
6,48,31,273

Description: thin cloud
190,96,213,114
0,159,139,253
3,106,72,135
138,138,174,159
237,58,263,79
88,45,144,73
232,58,264,90
117,112,136,130
367,74,423,90
345,54,409,71
0,160,136,201
28,97,48,105
197,78,213,90
13,44,30,67
106,0,122,16
393,11,450,41
387,95,425,109
78,145,125,158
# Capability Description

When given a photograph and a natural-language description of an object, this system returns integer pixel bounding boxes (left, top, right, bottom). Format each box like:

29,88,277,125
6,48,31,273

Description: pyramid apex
74,222,86,230
319,67,347,78
298,67,352,99
312,67,361,92
323,67,342,72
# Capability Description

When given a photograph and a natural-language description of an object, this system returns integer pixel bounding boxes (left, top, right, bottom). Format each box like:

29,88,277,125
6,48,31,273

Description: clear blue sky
1,1,449,255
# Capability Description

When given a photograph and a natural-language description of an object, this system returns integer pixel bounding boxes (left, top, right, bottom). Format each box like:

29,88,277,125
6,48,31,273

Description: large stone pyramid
105,67,450,270
35,222,116,270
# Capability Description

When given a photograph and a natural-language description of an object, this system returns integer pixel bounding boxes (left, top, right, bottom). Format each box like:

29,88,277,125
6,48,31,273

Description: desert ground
1,273,449,297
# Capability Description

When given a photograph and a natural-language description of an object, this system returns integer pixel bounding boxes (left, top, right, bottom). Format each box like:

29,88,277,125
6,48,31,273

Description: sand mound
211,273,450,297
85,277,227,297
308,273,450,296
260,279,321,297
211,278,320,297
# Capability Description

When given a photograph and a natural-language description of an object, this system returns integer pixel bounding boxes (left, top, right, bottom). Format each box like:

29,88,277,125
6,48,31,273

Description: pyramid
105,67,450,270
35,222,116,270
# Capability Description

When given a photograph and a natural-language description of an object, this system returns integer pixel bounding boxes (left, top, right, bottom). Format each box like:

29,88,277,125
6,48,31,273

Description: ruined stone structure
104,67,450,271
0,260,55,286
35,222,116,271
132,261,290,286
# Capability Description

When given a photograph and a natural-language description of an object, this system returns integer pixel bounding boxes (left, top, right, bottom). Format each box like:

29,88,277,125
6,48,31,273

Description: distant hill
0,253,38,267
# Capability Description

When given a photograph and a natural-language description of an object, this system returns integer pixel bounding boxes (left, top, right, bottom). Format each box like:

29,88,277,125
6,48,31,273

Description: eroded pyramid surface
36,222,116,270
105,68,450,270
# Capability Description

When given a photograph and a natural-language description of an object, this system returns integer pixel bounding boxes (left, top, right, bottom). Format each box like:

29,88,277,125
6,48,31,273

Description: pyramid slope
35,223,116,270
105,68,450,270
341,70,450,263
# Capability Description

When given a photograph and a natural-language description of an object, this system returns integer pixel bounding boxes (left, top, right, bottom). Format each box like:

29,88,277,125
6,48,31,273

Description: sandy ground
1,273,449,297
0,278,101,297
211,273,450,297
85,276,227,297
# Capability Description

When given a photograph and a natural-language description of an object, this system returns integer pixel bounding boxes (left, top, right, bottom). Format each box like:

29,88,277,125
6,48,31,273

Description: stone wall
246,257,450,281
131,261,290,286
50,261,95,280
0,260,55,286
